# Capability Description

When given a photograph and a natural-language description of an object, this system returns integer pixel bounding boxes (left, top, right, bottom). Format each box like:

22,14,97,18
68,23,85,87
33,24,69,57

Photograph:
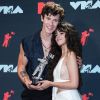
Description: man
17,2,65,100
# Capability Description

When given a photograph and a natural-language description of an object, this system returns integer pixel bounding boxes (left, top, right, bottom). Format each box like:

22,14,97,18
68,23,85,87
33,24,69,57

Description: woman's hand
37,80,52,90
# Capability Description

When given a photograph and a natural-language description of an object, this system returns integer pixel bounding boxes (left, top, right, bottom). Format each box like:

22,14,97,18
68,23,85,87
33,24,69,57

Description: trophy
32,53,54,85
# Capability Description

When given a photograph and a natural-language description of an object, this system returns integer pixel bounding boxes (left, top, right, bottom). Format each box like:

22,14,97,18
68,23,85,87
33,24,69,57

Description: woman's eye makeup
60,32,64,34
55,31,64,36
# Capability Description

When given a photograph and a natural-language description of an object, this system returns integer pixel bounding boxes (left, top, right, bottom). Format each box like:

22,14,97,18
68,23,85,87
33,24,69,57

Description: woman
38,22,82,100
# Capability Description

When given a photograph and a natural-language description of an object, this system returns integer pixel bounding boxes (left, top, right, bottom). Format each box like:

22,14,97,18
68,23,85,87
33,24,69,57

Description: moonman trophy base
32,76,42,85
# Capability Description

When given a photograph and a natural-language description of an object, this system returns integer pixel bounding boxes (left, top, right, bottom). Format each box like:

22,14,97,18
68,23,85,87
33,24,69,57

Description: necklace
40,31,51,55
42,42,51,53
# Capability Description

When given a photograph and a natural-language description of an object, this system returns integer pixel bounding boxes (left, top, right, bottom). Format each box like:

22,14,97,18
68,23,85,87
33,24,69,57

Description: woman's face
55,30,66,46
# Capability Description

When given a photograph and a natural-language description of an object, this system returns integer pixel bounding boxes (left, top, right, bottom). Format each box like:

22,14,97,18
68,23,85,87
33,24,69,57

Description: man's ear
41,15,43,22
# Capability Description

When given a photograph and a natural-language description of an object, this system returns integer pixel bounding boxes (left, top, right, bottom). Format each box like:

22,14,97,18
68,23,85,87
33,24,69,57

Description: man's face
41,14,60,35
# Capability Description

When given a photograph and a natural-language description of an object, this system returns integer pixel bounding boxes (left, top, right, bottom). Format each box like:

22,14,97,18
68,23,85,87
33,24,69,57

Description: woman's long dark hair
47,22,82,81
56,22,82,57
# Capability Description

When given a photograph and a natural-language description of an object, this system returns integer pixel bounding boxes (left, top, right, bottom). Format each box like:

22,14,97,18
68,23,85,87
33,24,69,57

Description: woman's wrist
49,81,53,87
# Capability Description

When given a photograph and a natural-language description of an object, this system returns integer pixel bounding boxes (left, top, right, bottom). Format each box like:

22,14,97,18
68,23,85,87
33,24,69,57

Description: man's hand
24,79,44,90
24,77,32,89
28,83,43,90
26,80,51,91
76,56,82,68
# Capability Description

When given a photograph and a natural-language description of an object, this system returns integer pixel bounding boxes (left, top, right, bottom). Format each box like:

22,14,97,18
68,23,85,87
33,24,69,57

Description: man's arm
17,43,32,88
17,43,43,90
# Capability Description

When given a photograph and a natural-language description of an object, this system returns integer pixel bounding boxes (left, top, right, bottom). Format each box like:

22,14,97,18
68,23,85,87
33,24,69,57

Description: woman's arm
51,52,79,89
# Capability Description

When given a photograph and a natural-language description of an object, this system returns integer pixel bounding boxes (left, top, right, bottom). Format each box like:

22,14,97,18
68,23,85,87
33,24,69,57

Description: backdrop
0,0,100,100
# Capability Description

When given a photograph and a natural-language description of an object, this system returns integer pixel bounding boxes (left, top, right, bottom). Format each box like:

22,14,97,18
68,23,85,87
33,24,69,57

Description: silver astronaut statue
32,53,54,84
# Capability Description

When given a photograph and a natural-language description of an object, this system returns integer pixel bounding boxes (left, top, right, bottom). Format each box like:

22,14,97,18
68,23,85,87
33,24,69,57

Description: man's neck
40,30,52,41
40,30,52,57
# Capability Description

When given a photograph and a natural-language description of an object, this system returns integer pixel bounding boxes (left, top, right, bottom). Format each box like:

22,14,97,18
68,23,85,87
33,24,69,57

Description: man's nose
49,21,53,26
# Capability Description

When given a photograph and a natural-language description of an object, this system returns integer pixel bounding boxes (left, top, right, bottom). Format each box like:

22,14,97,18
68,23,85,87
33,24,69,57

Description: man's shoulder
23,31,40,41
23,34,33,41
21,31,40,45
